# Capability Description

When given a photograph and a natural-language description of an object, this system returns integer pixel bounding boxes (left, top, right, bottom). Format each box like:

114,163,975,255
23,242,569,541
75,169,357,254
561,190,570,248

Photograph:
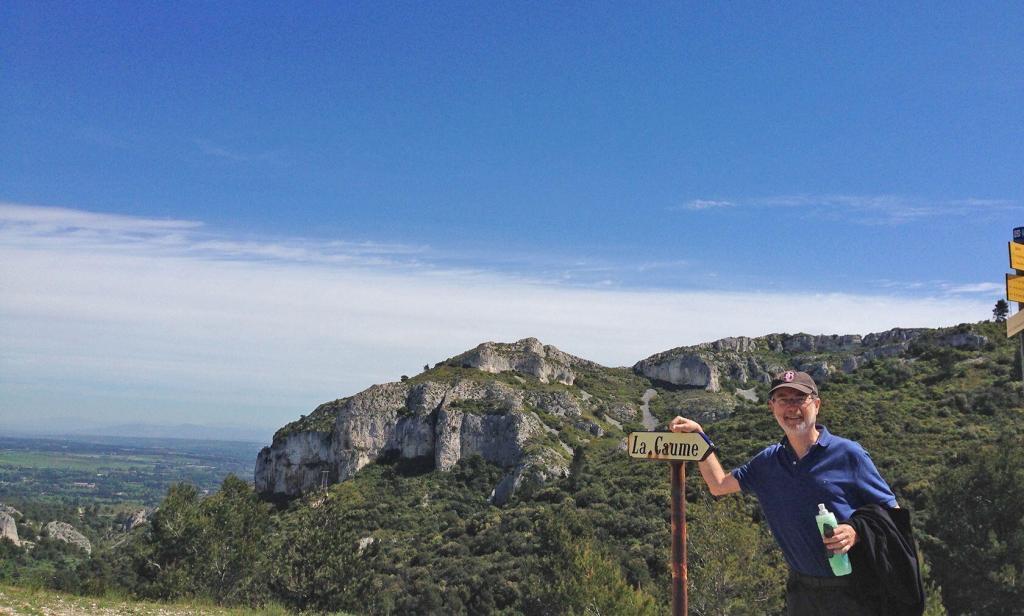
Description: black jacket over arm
845,504,925,616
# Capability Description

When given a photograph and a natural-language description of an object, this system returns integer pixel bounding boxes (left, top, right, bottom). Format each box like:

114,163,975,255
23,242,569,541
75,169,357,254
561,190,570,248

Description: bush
922,440,1024,615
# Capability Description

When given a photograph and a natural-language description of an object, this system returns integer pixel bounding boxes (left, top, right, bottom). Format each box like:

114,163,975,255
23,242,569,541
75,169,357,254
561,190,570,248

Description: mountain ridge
256,323,990,504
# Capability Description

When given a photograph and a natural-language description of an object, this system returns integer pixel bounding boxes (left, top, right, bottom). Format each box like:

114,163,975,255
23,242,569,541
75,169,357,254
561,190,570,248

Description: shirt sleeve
731,448,768,494
853,445,898,508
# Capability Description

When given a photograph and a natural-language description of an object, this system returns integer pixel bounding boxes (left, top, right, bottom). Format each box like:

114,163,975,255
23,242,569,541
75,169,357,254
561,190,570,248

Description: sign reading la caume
628,432,712,462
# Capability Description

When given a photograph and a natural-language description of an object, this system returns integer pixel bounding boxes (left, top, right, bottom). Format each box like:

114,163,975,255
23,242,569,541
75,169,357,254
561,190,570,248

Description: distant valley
0,434,261,507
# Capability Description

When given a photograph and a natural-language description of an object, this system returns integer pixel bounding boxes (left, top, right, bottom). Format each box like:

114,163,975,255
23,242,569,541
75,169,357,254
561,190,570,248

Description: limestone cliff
633,327,987,390
256,339,586,503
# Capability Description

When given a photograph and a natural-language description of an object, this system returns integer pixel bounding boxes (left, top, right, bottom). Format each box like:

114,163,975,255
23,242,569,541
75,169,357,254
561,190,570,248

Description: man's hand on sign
668,416,702,434
822,523,858,555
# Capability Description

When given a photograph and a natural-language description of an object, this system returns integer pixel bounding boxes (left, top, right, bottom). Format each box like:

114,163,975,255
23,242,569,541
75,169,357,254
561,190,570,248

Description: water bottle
815,503,852,576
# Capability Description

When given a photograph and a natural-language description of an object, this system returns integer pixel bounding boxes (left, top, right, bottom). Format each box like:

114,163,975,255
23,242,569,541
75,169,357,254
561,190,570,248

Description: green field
0,435,261,507
0,451,158,472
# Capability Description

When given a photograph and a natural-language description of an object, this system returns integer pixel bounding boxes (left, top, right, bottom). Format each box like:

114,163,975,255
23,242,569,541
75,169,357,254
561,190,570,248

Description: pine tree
993,299,1009,322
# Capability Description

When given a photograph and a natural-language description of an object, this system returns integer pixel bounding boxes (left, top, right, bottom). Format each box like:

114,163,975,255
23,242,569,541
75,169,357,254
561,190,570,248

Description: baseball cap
769,370,818,397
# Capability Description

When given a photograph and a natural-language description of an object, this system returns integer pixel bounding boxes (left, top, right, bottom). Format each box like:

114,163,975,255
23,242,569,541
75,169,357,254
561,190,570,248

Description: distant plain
0,435,261,507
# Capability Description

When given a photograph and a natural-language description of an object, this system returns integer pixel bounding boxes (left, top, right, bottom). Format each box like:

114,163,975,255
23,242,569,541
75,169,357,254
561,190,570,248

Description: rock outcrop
633,337,779,392
255,430,335,496
256,340,588,503
0,513,19,546
633,327,988,389
120,509,149,533
44,521,91,555
443,337,599,385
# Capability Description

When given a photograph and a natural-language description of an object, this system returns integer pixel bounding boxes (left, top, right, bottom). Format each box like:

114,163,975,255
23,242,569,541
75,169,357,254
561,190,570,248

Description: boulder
44,521,91,555
574,420,604,437
0,513,19,546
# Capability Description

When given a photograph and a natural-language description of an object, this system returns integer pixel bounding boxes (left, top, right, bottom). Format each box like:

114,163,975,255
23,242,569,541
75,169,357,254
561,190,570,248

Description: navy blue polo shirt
732,425,897,577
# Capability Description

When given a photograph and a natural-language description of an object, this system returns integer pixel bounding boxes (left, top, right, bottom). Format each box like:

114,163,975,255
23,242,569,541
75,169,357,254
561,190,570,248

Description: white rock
0,513,19,546
44,521,91,555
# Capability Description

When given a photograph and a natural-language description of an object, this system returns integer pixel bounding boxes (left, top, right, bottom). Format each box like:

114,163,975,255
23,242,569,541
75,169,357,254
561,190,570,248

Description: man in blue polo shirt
669,370,897,616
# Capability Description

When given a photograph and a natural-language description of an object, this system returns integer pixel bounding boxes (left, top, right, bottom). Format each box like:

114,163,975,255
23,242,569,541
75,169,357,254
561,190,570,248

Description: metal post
670,461,688,616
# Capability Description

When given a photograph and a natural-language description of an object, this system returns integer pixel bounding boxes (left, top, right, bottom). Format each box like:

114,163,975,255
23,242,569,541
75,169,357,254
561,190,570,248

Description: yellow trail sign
1008,274,1024,303
628,432,712,461
1010,242,1024,271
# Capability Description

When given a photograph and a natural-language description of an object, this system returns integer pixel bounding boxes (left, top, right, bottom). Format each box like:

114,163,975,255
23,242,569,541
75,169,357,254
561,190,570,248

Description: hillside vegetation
2,321,1022,615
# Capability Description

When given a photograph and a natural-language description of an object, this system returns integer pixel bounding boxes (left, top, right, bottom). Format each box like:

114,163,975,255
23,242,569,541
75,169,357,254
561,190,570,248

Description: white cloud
678,194,1021,224
680,199,735,210
0,204,991,434
943,282,1004,295
873,278,1004,297
0,202,201,233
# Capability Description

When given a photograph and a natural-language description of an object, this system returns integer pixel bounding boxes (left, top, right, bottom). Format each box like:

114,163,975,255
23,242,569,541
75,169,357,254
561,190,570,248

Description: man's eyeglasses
771,395,816,407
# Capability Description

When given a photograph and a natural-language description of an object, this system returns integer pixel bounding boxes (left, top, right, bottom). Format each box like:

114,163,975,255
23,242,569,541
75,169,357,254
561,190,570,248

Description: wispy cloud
0,202,424,269
0,203,991,434
681,199,735,210
0,202,202,233
194,138,283,164
873,278,1004,297
943,282,1004,295
676,194,1021,224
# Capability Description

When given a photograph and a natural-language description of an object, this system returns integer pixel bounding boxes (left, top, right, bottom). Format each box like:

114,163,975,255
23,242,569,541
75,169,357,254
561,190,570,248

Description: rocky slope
255,326,989,503
256,339,590,504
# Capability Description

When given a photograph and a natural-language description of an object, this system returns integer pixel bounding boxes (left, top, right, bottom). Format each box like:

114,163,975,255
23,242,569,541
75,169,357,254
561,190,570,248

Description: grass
0,585,357,615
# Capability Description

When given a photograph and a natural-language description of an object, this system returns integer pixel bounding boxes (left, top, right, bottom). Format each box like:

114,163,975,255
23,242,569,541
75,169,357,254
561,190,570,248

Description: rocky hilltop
255,326,989,503
256,339,590,504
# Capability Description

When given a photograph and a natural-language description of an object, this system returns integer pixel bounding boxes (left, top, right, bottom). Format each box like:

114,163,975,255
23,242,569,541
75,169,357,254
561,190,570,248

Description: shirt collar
780,425,832,454
815,425,833,447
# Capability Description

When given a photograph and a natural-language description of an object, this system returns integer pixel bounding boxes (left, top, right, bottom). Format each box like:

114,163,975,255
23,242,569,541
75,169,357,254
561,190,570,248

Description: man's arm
668,416,740,496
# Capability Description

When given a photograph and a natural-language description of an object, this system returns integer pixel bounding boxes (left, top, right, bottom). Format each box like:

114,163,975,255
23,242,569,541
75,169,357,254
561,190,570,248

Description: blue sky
1,3,1021,436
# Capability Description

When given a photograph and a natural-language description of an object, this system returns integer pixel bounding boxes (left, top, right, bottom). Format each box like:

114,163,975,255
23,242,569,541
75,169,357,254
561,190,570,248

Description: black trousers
786,570,881,616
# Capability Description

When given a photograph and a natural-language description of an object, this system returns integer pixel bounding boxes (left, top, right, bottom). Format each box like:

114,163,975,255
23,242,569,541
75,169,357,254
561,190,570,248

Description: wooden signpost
628,432,714,616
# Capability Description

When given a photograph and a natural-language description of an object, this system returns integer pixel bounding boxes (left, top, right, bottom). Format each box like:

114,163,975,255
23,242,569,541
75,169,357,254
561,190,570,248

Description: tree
993,299,1009,322
688,496,787,616
922,441,1024,615
526,507,659,615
